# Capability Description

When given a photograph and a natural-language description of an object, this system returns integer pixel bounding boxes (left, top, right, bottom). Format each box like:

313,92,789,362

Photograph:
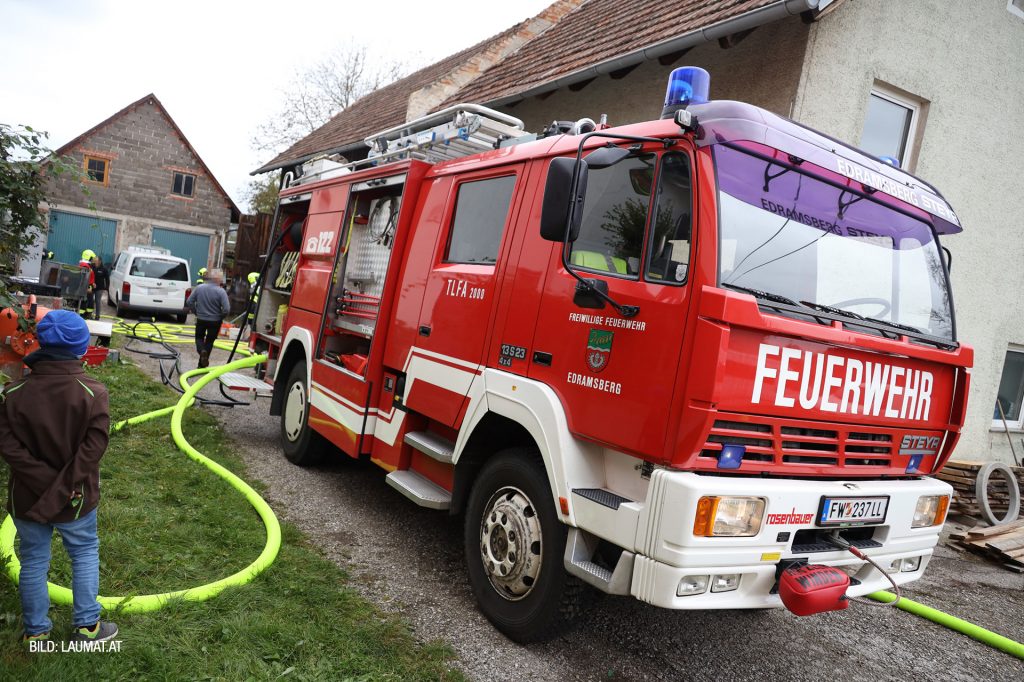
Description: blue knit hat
36,310,91,357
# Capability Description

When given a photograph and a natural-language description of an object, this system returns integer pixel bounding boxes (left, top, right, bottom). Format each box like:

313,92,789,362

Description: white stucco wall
792,0,1024,464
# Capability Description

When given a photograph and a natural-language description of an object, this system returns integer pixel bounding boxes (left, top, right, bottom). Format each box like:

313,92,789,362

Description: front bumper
569,470,950,610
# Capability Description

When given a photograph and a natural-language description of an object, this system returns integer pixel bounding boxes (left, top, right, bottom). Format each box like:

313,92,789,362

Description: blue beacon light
661,66,711,119
717,444,745,470
879,155,901,168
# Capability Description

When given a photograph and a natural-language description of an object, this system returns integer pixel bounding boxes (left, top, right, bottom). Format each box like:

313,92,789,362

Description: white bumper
571,471,951,610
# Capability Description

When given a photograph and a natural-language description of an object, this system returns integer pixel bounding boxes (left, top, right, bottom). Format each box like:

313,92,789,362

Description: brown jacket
0,359,109,523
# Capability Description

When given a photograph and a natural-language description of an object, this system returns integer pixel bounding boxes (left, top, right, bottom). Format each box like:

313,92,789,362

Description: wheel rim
283,381,306,442
479,486,543,601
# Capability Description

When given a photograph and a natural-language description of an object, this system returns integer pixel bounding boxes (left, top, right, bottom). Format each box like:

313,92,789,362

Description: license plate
817,496,889,526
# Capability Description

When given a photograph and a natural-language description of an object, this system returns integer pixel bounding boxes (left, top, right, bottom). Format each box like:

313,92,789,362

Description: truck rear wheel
464,448,584,642
280,361,327,466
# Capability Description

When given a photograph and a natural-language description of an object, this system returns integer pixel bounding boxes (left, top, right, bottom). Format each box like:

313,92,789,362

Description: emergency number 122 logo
585,329,614,373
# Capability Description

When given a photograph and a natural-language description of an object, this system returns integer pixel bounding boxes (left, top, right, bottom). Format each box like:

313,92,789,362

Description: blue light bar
717,444,745,470
661,66,711,119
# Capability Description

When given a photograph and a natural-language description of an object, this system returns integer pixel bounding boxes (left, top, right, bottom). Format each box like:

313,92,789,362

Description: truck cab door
405,164,526,427
530,151,696,459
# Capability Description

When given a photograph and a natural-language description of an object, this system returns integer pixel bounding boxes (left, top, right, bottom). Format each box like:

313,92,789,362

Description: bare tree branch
251,44,406,156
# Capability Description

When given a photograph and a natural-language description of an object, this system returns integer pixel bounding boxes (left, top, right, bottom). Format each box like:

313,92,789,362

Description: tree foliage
0,124,88,309
243,172,280,214
251,44,406,155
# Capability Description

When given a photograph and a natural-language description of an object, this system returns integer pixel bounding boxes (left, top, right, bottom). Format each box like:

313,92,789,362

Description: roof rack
286,104,526,188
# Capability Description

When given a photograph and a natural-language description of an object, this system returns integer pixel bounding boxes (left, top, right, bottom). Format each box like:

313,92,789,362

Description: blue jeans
13,509,102,635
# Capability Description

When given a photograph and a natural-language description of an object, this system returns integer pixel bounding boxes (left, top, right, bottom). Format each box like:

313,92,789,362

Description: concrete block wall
45,97,232,253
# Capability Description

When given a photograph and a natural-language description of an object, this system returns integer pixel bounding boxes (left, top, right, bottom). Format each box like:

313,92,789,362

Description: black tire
175,312,187,324
280,361,327,466
115,296,126,317
106,289,116,308
464,448,585,642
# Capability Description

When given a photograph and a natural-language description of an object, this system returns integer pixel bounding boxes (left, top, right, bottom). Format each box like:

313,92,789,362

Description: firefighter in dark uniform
246,272,260,328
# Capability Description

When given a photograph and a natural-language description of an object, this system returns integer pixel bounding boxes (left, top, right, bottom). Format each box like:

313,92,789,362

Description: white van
108,246,191,322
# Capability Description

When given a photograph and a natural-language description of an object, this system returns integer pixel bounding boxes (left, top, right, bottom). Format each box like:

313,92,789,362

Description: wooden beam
657,47,693,66
718,27,756,50
568,77,596,92
609,64,639,80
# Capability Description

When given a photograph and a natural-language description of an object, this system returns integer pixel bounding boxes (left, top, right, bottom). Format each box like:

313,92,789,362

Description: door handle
418,325,431,337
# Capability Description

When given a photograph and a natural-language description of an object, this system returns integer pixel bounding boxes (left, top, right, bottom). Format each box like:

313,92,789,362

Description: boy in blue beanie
0,309,118,644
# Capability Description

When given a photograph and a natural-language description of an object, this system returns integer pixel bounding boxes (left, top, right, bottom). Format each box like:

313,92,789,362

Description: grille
699,415,898,470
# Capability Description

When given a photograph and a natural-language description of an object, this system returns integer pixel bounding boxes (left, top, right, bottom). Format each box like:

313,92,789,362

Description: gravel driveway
124,340,1024,681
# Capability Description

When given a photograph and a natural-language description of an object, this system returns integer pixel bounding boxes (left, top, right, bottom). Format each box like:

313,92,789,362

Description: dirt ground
126,341,1024,682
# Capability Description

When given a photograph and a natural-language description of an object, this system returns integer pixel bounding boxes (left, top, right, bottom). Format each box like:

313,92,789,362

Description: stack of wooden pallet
936,460,1023,519
948,519,1024,572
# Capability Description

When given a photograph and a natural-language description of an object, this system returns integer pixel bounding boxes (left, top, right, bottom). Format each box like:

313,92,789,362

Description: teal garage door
151,227,211,281
47,210,117,265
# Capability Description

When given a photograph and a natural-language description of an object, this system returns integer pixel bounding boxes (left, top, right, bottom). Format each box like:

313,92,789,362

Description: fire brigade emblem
585,329,614,373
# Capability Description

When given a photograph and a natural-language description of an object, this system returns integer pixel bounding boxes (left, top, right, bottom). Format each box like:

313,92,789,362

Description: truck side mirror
540,157,589,242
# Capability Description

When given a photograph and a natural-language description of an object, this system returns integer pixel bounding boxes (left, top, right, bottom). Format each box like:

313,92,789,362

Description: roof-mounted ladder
287,104,527,188
364,103,526,165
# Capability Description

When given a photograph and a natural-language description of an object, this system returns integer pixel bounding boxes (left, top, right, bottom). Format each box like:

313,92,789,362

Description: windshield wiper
862,317,922,335
721,283,799,306
799,301,865,320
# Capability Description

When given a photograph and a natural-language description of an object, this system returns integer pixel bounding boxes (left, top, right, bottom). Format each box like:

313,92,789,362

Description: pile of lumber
949,519,1024,572
936,460,1023,520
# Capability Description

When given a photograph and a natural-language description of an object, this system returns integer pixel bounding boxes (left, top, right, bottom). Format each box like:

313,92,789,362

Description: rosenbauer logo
751,344,934,422
766,508,814,525
304,230,335,255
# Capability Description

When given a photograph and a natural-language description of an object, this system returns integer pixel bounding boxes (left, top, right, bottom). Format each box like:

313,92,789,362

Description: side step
404,431,455,464
385,470,451,510
563,527,634,595
218,372,273,396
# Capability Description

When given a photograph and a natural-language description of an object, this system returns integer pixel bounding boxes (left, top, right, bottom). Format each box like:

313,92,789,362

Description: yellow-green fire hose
868,590,1024,659
1,343,1023,660
0,354,279,613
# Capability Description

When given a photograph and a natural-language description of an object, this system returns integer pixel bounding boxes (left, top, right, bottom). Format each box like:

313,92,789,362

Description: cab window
570,153,656,278
445,175,516,264
644,152,692,285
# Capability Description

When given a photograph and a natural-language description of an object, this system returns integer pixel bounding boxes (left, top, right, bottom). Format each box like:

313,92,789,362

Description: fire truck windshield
713,143,953,341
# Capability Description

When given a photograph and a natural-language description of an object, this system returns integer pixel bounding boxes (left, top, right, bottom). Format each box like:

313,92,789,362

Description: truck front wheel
464,448,584,642
280,362,327,466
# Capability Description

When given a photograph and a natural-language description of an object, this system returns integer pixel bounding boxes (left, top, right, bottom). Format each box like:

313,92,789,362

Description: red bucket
82,346,110,366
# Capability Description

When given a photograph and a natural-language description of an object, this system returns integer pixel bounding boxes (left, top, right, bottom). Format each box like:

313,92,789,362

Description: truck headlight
912,494,950,528
693,496,766,537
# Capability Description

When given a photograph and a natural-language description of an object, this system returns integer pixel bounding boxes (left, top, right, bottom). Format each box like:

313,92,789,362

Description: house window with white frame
859,84,923,170
993,348,1024,429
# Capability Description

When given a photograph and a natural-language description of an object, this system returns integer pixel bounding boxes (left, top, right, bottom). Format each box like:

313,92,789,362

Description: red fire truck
248,68,971,641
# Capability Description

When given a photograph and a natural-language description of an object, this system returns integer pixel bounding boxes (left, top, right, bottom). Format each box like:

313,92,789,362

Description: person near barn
186,268,230,368
90,256,109,320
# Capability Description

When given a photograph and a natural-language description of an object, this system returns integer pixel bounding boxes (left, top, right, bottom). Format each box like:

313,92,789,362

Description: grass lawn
0,360,462,681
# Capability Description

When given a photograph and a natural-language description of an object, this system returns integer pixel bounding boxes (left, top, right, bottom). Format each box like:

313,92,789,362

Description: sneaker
198,350,210,368
70,621,118,643
23,632,49,644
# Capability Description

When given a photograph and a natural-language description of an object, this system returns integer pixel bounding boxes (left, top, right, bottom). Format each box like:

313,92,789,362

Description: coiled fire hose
0,353,279,613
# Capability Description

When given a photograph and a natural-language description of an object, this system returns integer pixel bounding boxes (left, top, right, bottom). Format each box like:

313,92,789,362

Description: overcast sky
0,0,555,209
